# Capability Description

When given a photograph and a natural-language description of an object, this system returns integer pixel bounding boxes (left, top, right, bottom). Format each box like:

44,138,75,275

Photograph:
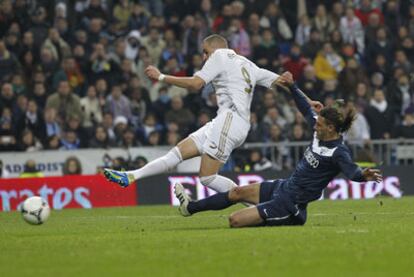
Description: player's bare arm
145,65,205,91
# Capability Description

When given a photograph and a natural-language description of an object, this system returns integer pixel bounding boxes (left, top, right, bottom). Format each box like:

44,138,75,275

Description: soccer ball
21,196,51,225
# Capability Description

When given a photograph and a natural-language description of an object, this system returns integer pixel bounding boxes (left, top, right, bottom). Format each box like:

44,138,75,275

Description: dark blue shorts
256,179,307,226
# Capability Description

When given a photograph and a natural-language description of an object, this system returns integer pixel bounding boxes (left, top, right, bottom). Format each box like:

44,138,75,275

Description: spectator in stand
297,64,323,102
165,96,195,136
13,94,28,123
261,2,293,44
62,156,83,175
16,99,45,142
29,82,47,110
131,155,148,170
46,80,83,123
364,89,394,139
340,7,365,54
313,42,345,81
338,58,369,98
247,13,262,36
365,27,394,69
102,112,116,141
19,159,44,178
16,129,43,152
120,128,140,148
28,7,50,48
137,112,163,143
147,130,162,146
331,1,345,29
393,49,412,74
43,107,61,139
282,43,308,80
166,130,181,146
246,111,266,143
212,4,233,33
45,134,60,150
228,17,251,57
387,73,413,121
295,14,311,47
354,0,383,27
82,0,109,24
66,115,88,148
408,4,414,37
42,27,71,62
344,101,371,146
182,15,208,59
312,4,335,41
0,83,15,111
263,107,287,130
0,107,16,151
141,27,165,66
354,82,371,110
80,85,103,129
383,0,401,35
246,149,273,171
400,37,414,62
301,28,322,60
89,43,118,84
89,125,116,149
364,13,382,46
252,28,280,72
128,3,149,34
113,0,131,34
264,123,287,170
60,129,81,150
54,57,85,95
105,84,132,121
393,108,414,139
113,115,129,143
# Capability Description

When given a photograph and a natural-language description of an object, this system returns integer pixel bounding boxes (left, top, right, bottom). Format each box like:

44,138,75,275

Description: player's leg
175,182,261,216
198,111,249,192
104,137,199,187
228,206,264,227
198,153,238,192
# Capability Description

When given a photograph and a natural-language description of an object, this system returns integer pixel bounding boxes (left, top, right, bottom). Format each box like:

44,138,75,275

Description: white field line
72,211,414,220
312,212,414,216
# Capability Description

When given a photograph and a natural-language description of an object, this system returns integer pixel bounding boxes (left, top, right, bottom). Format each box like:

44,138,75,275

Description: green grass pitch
1,197,414,277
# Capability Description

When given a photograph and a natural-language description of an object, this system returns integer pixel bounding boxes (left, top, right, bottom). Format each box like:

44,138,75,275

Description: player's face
202,42,214,62
314,116,331,140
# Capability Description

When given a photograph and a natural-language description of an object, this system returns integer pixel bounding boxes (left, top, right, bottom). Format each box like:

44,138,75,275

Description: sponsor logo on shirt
304,147,319,168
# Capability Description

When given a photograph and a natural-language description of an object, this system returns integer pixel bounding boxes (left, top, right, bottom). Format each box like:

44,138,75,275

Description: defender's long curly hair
320,100,356,133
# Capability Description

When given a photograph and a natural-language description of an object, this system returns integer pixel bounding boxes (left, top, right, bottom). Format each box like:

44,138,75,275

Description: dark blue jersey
284,85,365,204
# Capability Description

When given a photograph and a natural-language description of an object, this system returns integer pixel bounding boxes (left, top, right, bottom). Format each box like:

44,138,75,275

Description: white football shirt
194,49,279,121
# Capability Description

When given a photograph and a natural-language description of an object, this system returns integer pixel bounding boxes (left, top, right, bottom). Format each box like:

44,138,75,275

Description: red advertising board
0,175,137,211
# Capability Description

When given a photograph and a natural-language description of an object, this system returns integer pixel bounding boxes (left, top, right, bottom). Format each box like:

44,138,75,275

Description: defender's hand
362,168,383,182
310,101,324,113
145,65,161,80
274,71,293,90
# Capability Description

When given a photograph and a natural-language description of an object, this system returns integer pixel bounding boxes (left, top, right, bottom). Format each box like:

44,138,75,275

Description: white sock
126,147,182,180
200,175,237,192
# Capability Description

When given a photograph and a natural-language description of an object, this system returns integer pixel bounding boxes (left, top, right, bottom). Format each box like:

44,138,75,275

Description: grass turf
1,197,414,277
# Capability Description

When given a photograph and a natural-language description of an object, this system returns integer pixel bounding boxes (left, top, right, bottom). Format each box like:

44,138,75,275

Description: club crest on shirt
304,147,319,168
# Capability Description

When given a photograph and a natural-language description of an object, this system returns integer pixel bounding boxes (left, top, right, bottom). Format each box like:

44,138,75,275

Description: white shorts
189,109,250,163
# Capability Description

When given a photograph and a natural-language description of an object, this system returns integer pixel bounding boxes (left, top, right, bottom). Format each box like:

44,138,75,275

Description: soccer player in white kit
104,34,288,192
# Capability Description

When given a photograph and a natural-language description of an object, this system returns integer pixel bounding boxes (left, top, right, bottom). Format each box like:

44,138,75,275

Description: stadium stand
0,0,413,173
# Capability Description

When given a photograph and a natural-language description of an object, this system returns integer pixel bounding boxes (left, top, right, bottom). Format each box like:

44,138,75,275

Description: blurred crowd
0,0,413,171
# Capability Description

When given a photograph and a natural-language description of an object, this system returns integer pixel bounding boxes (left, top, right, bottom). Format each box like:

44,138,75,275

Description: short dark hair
320,100,356,133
